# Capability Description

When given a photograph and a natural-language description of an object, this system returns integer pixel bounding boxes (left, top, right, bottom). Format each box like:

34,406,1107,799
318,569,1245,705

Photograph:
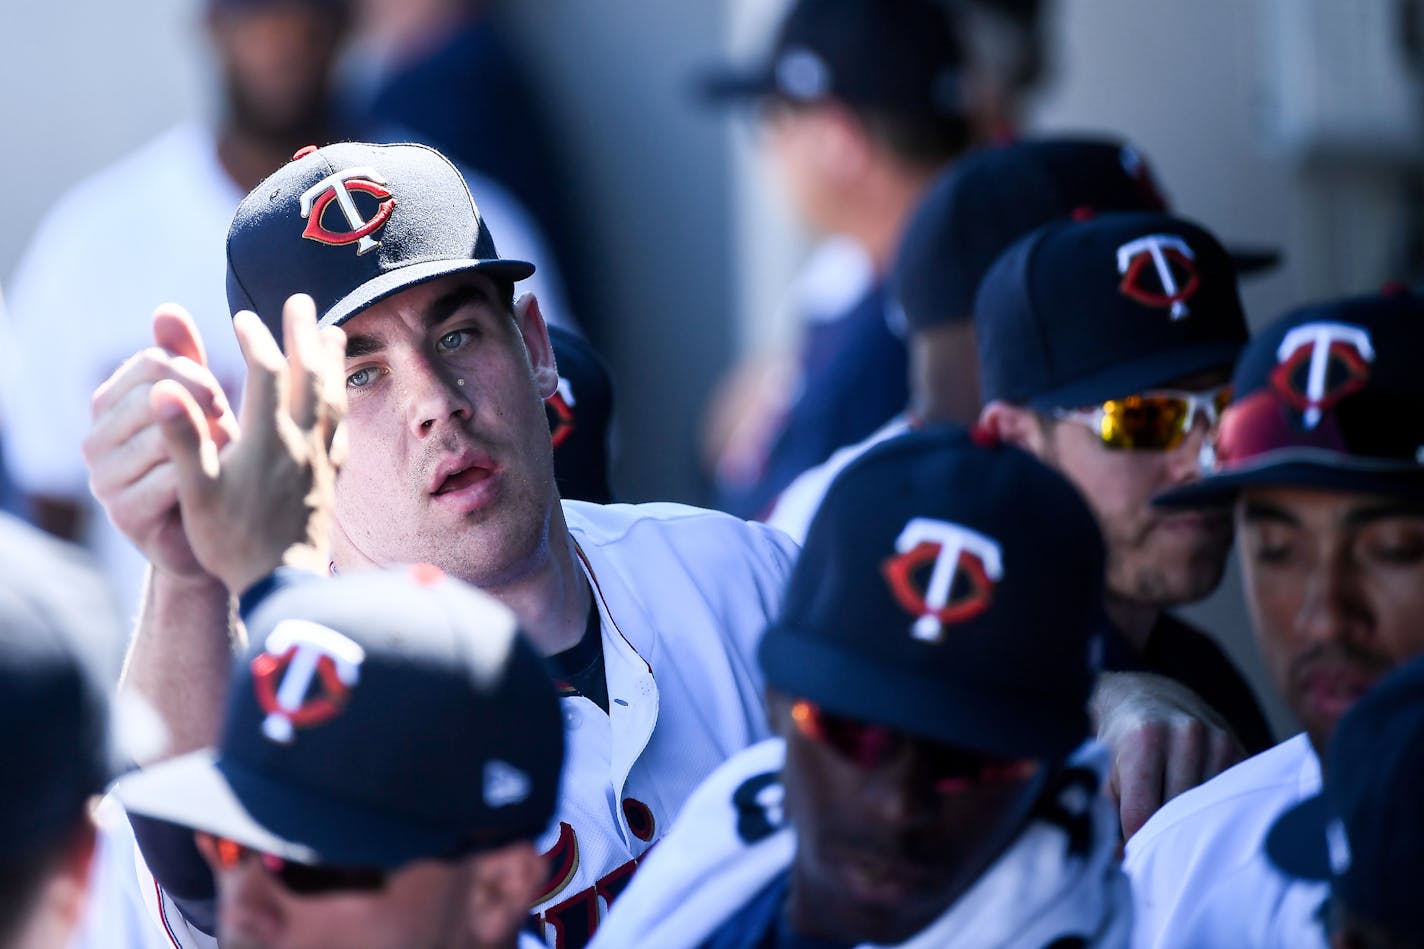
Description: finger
1115,723,1167,840
100,461,182,541
1162,719,1208,804
151,381,220,508
317,325,348,453
91,349,226,423
86,384,173,468
283,294,322,430
152,303,209,367
1204,732,1245,780
233,310,289,442
86,423,170,500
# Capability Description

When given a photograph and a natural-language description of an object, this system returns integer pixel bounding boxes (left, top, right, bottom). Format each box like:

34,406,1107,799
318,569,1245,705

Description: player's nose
401,354,472,437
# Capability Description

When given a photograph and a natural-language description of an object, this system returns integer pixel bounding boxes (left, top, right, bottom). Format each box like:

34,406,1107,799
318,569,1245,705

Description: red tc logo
548,375,577,448
251,620,365,744
1271,322,1374,430
300,167,396,255
1116,234,1199,320
881,518,1003,643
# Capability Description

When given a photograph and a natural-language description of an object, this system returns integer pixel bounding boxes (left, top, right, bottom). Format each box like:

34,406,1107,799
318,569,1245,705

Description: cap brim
1026,339,1243,410
694,65,778,104
758,626,1088,760
1154,454,1424,508
1265,793,1331,882
322,257,536,329
1227,245,1282,277
116,750,459,869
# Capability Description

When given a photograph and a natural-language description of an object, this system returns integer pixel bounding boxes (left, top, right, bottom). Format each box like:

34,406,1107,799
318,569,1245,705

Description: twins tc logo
1270,322,1375,430
251,620,366,744
881,518,1003,643
1117,235,1199,320
547,375,577,449
300,167,396,255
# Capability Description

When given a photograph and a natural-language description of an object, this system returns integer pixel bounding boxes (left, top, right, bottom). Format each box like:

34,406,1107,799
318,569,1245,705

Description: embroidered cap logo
1270,322,1375,430
299,167,396,256
1117,234,1199,320
548,375,577,448
881,518,1004,643
251,620,366,744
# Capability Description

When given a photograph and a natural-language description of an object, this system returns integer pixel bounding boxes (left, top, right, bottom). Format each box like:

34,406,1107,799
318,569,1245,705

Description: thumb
151,379,221,508
152,303,209,367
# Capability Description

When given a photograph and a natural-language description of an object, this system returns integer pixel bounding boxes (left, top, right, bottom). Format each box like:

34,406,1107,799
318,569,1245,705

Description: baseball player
0,516,121,948
973,210,1275,833
85,140,1265,947
85,140,798,949
590,426,1131,949
114,564,564,949
1123,289,1424,947
1265,653,1424,948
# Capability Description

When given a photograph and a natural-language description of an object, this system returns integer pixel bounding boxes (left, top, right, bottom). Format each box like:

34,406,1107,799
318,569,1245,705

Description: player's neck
1104,597,1159,653
479,508,592,658
215,126,329,195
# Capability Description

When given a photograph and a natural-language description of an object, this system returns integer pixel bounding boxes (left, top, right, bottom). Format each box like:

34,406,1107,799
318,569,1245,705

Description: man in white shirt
1125,288,1424,948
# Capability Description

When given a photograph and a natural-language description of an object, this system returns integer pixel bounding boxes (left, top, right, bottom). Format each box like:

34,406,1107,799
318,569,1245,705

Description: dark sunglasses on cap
1053,385,1232,451
790,699,1038,793
195,831,387,896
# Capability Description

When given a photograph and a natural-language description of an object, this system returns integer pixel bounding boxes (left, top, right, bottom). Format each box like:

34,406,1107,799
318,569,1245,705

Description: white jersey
765,415,910,544
1124,732,1328,949
96,500,799,949
2,123,572,622
590,739,1132,949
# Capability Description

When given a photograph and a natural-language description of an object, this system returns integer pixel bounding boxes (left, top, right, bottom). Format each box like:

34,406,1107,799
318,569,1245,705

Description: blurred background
2,0,1422,734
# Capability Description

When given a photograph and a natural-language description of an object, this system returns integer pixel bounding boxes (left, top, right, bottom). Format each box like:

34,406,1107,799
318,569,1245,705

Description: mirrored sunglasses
790,699,1038,794
1053,385,1233,451
195,832,387,896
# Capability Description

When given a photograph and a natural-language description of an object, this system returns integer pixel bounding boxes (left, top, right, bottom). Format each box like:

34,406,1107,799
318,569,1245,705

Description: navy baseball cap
116,566,564,869
1266,654,1424,937
758,426,1106,759
1157,288,1424,507
699,0,964,118
226,142,534,333
0,526,118,858
896,138,1169,331
547,326,616,505
975,211,1249,410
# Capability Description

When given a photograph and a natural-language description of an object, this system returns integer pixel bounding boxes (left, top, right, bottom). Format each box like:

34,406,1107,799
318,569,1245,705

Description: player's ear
462,841,547,943
514,293,559,401
979,400,1050,457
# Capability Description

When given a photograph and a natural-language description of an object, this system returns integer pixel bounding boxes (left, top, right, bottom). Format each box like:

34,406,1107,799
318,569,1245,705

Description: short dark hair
0,835,70,945
854,106,973,169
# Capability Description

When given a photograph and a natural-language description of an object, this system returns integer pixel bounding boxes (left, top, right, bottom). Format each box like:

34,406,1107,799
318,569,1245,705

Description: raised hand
151,294,347,595
85,305,239,581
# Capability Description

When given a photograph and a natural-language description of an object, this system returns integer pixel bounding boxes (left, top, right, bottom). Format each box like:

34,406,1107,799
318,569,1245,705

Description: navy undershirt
700,871,854,949
545,598,609,714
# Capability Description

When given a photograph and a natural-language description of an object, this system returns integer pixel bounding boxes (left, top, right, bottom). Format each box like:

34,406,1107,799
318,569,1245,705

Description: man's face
775,696,1041,944
759,99,848,236
1042,378,1234,609
200,840,472,949
1236,487,1424,754
208,2,346,142
332,274,561,586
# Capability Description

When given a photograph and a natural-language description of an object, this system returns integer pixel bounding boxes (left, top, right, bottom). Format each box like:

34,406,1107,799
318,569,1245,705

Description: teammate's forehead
342,274,506,357
1237,486,1424,529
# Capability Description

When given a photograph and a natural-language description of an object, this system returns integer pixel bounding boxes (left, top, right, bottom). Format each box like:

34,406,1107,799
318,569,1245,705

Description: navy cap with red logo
1266,654,1424,939
226,141,534,333
758,425,1107,760
115,566,564,869
546,325,616,505
974,211,1249,410
698,0,965,119
1157,288,1424,507
895,137,1170,331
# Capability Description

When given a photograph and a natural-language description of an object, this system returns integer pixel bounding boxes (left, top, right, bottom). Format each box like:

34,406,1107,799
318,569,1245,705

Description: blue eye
437,329,470,352
346,366,378,389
